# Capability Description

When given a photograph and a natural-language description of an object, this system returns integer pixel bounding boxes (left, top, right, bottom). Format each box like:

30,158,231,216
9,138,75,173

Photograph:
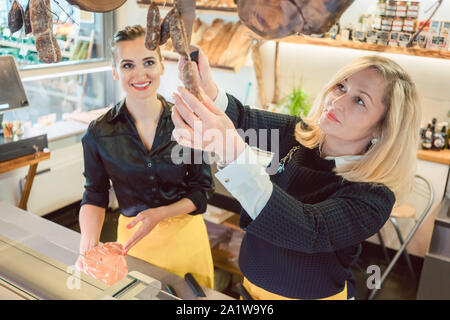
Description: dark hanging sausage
145,1,161,51
159,7,175,46
24,2,32,35
8,0,24,34
168,8,190,57
182,61,202,101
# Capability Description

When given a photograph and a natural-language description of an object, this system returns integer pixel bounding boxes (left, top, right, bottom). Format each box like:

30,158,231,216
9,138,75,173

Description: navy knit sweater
224,93,396,299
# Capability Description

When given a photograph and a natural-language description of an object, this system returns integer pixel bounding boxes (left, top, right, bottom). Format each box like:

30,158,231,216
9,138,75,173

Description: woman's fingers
172,92,200,129
171,107,195,148
126,214,142,230
177,87,217,121
200,89,224,115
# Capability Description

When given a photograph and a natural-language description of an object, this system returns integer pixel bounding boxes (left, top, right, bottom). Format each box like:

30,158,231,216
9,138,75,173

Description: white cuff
213,87,229,112
215,145,274,220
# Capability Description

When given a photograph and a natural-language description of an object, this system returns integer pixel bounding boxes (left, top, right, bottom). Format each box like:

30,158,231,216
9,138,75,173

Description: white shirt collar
319,141,363,170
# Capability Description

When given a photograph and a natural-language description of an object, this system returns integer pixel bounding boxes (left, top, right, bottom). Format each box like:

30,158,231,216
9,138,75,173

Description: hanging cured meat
8,0,25,34
145,1,161,51
30,0,62,63
237,0,354,39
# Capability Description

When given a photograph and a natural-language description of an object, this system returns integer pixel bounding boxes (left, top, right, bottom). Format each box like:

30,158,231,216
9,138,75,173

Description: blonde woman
172,52,421,299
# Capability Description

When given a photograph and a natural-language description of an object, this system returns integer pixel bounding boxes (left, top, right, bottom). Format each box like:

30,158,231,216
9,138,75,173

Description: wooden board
0,151,50,174
277,35,450,61
66,0,127,12
417,149,450,165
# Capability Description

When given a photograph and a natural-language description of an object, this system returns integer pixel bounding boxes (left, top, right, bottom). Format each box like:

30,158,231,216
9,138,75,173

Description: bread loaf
210,21,239,65
191,19,208,46
223,25,252,68
145,1,161,51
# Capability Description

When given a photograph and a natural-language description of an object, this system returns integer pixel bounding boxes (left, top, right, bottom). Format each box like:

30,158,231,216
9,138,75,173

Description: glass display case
0,201,176,300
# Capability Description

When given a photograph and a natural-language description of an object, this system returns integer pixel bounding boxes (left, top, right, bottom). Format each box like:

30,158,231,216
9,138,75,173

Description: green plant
277,84,311,116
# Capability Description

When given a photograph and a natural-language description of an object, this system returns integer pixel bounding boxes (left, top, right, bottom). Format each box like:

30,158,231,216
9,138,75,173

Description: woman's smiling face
112,36,164,100
318,67,387,149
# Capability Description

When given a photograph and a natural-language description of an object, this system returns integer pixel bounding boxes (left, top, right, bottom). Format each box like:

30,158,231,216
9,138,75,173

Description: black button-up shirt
80,95,214,217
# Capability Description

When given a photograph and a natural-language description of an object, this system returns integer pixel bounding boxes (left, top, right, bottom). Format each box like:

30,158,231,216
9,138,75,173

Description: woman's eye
336,83,345,92
356,97,365,107
122,63,133,69
144,60,154,67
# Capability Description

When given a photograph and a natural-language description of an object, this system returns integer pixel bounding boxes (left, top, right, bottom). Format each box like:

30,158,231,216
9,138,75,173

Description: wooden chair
369,175,434,300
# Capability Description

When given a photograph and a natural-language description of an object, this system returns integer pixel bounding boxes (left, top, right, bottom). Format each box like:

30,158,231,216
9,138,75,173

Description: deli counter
0,201,232,300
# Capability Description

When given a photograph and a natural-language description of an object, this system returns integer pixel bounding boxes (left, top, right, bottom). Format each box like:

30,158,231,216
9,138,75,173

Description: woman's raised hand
171,87,246,164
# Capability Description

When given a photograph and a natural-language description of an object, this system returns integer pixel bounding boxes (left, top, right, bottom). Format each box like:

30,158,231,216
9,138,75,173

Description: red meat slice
78,242,128,286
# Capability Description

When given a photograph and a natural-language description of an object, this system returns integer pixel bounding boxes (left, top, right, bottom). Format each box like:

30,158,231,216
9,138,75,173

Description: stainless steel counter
0,201,233,300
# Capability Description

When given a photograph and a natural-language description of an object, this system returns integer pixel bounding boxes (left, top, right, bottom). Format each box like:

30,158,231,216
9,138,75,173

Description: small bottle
440,123,447,150
424,122,432,140
432,123,445,151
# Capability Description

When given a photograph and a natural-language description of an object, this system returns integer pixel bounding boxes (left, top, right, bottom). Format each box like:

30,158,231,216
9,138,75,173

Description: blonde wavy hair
295,55,421,202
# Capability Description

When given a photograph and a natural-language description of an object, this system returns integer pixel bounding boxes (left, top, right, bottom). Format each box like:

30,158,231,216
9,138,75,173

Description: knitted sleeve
241,182,396,254
225,93,302,154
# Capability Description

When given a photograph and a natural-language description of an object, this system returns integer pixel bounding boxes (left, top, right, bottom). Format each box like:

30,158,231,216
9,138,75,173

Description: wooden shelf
418,149,450,165
276,35,450,61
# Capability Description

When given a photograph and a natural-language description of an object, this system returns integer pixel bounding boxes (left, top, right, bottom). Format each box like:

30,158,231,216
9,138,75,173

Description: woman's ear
160,61,165,75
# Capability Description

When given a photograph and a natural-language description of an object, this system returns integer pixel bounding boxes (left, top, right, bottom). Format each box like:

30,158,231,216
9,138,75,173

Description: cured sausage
182,60,202,101
24,2,32,35
35,29,62,63
168,7,190,57
145,1,161,51
159,7,175,46
8,0,24,34
30,0,62,63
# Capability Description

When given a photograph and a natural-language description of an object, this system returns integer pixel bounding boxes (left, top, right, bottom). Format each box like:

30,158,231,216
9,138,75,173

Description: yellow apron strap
242,277,348,300
117,214,214,289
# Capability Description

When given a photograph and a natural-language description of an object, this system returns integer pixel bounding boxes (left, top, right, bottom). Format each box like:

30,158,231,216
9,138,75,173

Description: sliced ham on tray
78,242,129,286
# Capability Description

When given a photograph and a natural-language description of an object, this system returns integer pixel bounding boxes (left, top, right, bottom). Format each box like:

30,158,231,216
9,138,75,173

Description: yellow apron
243,277,348,300
117,213,214,289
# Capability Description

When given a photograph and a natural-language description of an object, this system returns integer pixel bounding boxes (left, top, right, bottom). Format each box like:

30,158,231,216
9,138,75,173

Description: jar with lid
386,0,397,17
377,0,386,16
396,1,407,17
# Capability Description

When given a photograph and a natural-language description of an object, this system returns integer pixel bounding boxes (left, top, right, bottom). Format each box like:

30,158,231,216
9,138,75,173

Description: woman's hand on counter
122,207,166,255
178,48,218,101
172,86,246,164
